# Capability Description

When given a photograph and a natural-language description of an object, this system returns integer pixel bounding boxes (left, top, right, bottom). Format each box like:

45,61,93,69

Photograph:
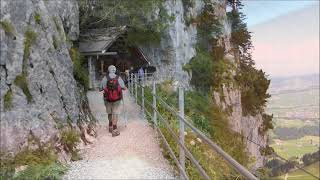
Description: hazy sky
242,1,319,78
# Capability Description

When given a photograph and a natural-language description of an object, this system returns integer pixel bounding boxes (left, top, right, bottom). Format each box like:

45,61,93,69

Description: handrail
129,73,258,180
144,108,189,180
153,91,258,180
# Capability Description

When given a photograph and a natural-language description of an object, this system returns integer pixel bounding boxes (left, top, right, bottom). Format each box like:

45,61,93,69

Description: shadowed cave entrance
79,26,154,89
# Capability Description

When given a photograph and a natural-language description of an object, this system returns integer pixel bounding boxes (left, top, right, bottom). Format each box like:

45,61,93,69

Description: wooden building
79,26,150,89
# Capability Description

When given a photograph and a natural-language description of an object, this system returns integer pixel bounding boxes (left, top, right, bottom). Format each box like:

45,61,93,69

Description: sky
241,1,319,78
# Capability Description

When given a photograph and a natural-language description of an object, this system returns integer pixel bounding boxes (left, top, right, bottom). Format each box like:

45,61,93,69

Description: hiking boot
108,126,113,133
112,129,120,137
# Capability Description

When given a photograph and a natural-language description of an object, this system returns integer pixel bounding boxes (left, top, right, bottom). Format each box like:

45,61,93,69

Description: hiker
100,65,126,137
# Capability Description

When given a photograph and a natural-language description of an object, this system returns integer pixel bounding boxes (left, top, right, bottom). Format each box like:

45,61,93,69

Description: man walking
100,65,126,137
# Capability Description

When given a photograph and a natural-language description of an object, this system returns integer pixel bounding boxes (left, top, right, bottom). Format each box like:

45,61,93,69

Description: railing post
141,72,145,118
130,73,133,95
128,73,131,94
135,74,138,103
179,86,185,178
152,78,157,126
144,69,148,83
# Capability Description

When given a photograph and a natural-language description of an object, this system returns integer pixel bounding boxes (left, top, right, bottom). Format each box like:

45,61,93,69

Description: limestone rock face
0,0,95,157
141,0,267,168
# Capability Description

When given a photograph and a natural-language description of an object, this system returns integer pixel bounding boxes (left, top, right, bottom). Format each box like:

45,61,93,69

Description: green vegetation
60,129,81,161
184,47,233,92
259,113,274,135
14,147,57,166
271,136,319,159
275,161,320,180
69,48,89,90
226,1,271,117
137,83,250,179
301,150,319,166
79,0,173,46
34,12,41,25
14,75,32,103
23,28,37,74
274,125,319,140
4,89,13,111
13,163,68,180
0,140,62,180
0,20,15,36
236,65,271,116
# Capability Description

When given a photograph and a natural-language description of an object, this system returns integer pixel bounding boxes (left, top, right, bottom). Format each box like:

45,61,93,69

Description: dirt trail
63,91,175,179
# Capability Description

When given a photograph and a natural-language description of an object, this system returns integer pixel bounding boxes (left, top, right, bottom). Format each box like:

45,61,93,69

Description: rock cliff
0,0,96,160
142,0,268,169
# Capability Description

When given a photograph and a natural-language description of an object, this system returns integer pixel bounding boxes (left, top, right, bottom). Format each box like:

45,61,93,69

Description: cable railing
127,72,259,180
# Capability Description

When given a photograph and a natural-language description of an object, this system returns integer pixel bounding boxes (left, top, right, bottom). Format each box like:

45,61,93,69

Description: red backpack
104,75,122,102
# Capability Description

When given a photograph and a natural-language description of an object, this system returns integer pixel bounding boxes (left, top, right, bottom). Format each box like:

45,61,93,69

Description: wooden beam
82,52,118,56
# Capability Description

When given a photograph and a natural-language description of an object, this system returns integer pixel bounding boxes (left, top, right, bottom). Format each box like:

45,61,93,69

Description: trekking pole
122,95,127,128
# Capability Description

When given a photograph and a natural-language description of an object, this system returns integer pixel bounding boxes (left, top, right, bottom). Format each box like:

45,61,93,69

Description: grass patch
69,48,89,90
4,89,13,111
0,143,59,180
0,20,15,36
13,163,68,180
14,75,32,102
14,148,57,167
61,129,81,161
23,28,37,74
34,12,41,25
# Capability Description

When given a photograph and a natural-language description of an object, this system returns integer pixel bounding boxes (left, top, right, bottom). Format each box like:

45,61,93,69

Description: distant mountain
269,74,319,94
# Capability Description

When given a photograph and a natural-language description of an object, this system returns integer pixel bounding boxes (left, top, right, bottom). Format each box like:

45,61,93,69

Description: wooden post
128,73,131,94
141,73,145,118
179,86,185,177
152,79,157,126
100,60,104,73
130,73,134,95
144,69,148,83
135,74,138,103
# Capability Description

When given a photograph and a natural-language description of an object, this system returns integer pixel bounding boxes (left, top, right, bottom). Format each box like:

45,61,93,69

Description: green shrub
14,147,57,166
236,65,271,116
0,20,15,36
259,113,274,135
61,129,81,161
69,48,89,90
13,163,68,180
34,13,41,25
0,153,15,179
4,89,13,111
14,75,32,102
23,28,37,74
183,47,232,92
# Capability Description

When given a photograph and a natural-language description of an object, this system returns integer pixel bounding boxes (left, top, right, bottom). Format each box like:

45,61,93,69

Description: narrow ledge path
63,91,175,179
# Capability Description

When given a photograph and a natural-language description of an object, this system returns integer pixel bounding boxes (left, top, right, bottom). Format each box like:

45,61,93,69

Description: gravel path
63,90,175,179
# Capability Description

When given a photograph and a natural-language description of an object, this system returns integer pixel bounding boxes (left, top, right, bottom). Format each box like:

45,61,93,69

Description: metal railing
127,71,258,180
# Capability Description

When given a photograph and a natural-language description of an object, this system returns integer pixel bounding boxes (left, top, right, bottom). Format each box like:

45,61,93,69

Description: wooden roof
79,26,127,54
